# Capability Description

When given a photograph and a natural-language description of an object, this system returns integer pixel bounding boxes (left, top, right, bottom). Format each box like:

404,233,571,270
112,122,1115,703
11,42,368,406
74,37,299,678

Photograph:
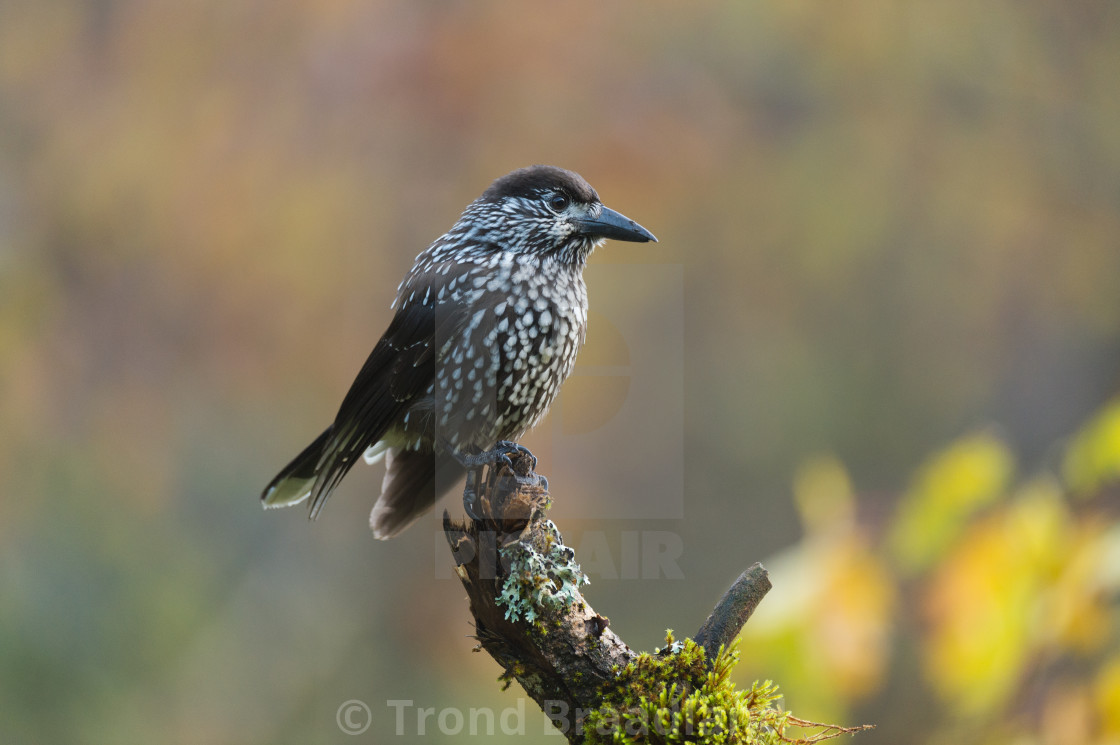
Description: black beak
575,206,658,243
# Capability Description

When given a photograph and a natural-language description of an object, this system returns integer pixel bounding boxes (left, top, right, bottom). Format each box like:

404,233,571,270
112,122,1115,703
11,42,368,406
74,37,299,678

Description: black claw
494,441,537,470
463,493,484,522
461,467,486,522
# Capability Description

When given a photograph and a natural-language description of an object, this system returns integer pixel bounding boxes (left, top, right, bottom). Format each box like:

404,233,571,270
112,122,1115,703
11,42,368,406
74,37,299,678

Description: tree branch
443,451,774,742
693,563,772,660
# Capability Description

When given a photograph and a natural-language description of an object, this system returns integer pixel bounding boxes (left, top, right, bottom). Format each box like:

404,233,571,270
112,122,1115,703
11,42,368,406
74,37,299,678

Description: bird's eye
548,193,570,212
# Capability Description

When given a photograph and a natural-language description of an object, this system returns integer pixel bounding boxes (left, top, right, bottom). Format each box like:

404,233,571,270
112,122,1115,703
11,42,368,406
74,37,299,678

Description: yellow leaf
922,510,1033,714
1064,398,1120,497
793,455,855,535
889,431,1014,573
813,539,895,697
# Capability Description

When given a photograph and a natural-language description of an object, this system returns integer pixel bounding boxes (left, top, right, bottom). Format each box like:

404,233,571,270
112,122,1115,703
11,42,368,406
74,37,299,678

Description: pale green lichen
496,519,589,624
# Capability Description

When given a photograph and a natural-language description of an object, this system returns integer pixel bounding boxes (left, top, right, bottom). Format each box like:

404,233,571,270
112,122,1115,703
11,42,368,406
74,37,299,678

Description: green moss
496,518,588,624
584,632,860,745
498,662,544,696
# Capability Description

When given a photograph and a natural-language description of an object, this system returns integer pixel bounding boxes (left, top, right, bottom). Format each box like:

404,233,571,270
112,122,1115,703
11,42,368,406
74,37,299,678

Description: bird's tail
369,446,464,539
261,427,331,509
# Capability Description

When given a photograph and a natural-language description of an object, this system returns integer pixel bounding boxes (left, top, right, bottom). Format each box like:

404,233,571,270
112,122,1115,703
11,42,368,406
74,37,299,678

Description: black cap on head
480,165,599,205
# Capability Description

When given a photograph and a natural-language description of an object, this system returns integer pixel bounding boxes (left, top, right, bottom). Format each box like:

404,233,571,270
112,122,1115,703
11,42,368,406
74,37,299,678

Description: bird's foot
449,440,536,474
443,440,540,524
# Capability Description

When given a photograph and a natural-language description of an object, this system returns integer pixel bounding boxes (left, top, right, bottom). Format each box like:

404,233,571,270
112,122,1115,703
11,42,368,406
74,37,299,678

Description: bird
261,165,657,539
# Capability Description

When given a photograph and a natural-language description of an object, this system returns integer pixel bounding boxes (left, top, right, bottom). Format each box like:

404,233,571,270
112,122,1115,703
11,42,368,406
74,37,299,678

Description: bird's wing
307,285,467,518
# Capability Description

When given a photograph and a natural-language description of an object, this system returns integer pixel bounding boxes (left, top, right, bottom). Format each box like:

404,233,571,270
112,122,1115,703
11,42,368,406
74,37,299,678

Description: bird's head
465,165,657,265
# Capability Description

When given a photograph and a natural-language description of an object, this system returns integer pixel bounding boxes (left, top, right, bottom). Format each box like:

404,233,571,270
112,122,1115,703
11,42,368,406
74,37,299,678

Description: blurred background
3,1,1120,743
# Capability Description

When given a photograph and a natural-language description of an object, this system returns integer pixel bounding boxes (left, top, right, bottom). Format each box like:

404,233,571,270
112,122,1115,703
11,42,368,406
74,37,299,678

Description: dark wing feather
307,282,471,518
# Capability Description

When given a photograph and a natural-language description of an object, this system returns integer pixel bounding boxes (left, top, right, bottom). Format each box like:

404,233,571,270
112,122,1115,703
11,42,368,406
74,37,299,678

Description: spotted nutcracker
262,165,657,538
